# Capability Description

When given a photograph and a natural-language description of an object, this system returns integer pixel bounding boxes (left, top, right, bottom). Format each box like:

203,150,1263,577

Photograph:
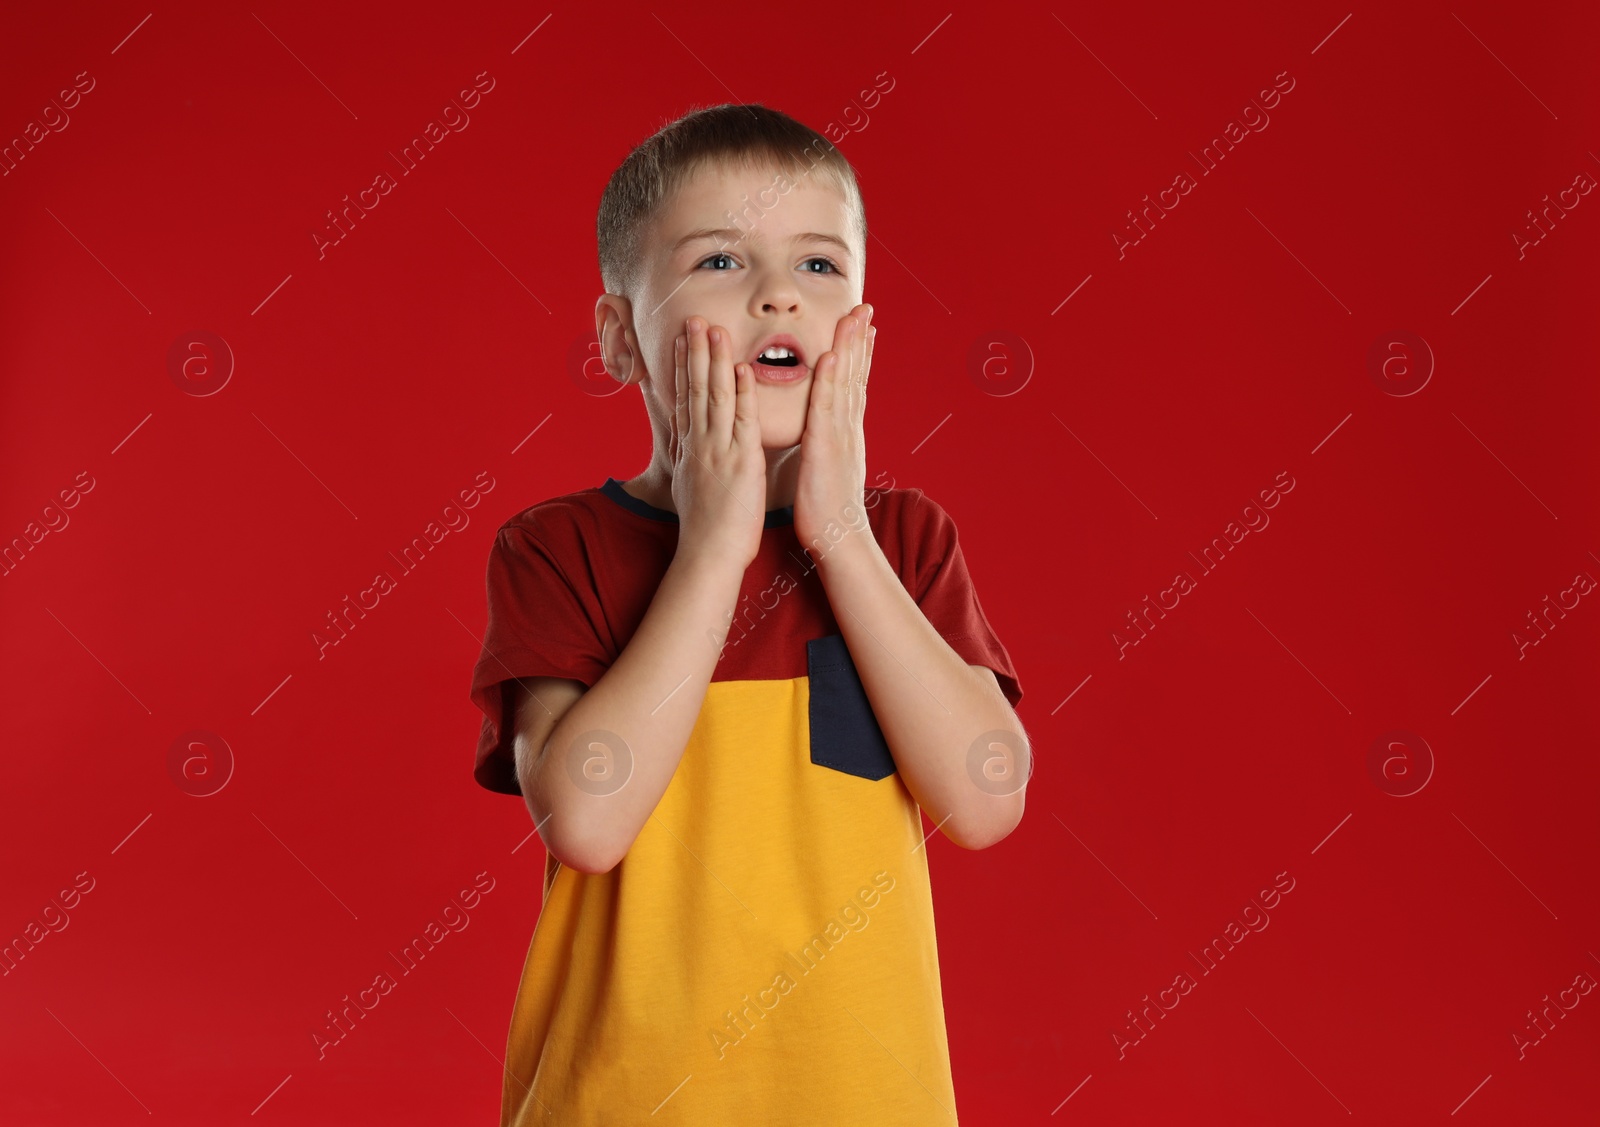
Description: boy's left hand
793,303,876,550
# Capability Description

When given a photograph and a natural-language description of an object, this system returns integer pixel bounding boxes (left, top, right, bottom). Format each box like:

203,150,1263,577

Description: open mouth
756,348,801,367
749,335,808,372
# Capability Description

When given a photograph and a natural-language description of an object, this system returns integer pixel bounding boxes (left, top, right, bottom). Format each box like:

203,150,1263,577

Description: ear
595,293,641,386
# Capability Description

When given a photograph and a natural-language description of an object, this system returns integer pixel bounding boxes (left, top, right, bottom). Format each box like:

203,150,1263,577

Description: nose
752,263,801,315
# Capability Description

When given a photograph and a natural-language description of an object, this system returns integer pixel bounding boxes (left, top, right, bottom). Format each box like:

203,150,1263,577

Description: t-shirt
468,477,1023,1126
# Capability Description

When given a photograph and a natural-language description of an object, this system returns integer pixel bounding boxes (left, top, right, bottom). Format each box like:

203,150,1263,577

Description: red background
2,2,1597,1123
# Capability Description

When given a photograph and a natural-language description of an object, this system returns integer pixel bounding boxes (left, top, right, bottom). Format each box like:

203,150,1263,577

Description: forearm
530,549,744,871
816,532,1028,849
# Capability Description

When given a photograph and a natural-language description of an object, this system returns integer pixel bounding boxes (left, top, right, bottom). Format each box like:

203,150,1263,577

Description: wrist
668,541,750,589
809,521,884,579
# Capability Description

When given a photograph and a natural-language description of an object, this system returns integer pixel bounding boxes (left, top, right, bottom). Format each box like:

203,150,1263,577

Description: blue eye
693,254,842,275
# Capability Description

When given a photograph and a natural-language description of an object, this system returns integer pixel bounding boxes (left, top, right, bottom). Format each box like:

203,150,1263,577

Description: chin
761,426,805,451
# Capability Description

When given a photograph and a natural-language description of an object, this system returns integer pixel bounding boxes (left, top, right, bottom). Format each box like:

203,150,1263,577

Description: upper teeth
760,346,796,360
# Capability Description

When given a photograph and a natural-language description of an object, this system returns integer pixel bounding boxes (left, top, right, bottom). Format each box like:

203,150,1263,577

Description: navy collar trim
601,477,795,528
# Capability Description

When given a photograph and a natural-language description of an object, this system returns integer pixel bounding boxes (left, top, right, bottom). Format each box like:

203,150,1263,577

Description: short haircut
597,102,867,305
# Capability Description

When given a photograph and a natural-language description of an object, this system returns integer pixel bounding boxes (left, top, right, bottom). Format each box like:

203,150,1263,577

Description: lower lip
751,361,810,386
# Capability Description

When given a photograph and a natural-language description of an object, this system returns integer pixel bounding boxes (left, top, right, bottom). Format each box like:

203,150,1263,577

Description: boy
468,103,1028,1125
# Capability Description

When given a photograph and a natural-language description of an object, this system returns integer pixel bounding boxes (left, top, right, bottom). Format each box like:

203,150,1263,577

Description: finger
707,325,733,448
844,321,857,413
837,315,862,400
673,332,686,460
732,359,759,442
811,348,837,417
861,324,876,397
685,316,708,441
813,314,852,418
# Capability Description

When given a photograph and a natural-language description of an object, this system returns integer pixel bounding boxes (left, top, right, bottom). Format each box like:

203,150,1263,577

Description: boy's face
602,158,865,451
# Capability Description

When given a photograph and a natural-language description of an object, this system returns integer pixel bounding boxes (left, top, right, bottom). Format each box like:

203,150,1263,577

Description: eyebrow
671,228,854,258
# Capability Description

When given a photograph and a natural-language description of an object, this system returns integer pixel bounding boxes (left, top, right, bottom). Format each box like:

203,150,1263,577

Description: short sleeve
468,519,615,796
905,490,1024,709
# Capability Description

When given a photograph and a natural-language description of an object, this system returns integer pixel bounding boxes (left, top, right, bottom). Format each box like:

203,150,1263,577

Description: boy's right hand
669,316,766,571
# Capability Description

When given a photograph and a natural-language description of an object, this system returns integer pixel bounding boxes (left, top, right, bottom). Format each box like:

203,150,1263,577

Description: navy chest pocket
806,633,897,781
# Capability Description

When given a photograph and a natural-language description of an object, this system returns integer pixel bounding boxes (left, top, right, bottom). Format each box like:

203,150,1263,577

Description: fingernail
710,328,721,344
